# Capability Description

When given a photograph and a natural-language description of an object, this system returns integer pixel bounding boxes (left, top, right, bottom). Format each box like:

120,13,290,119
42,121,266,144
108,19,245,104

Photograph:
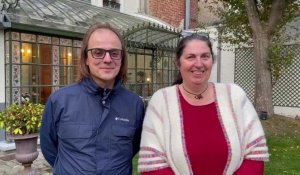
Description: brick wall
148,0,198,29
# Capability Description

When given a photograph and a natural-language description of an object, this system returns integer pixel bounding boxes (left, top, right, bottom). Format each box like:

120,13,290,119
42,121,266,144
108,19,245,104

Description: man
40,24,145,175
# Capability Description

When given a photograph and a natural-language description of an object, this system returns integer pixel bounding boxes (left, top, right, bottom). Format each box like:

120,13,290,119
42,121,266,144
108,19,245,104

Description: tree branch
266,0,285,37
243,0,262,35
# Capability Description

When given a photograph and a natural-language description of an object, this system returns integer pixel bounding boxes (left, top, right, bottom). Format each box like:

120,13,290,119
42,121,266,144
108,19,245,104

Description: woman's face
178,40,214,86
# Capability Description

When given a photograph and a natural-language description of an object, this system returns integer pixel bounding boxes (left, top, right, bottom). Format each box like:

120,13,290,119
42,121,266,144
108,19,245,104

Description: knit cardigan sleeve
138,89,171,172
231,84,269,162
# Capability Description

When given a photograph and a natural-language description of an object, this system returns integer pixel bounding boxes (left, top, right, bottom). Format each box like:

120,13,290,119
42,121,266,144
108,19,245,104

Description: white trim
274,106,300,118
0,30,5,103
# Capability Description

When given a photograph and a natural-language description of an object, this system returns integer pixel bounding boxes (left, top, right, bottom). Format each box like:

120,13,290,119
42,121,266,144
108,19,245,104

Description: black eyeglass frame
86,48,123,60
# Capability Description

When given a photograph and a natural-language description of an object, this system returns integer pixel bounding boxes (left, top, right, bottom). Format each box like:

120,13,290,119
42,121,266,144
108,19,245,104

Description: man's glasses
87,48,123,60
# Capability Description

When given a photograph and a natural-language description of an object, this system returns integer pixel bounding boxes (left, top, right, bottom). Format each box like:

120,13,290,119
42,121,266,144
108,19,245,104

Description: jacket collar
80,78,122,96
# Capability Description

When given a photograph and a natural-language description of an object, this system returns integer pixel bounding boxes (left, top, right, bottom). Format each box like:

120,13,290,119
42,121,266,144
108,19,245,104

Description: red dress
142,89,264,175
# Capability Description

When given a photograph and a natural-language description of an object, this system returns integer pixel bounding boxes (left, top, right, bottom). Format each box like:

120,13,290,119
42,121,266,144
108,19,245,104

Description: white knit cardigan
138,83,269,175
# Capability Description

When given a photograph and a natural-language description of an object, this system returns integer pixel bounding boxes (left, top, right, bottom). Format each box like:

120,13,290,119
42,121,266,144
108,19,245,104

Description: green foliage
267,41,294,85
0,102,44,135
201,0,300,86
205,0,300,45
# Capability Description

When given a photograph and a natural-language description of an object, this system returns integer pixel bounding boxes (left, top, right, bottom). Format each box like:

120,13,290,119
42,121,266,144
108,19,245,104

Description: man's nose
102,52,112,63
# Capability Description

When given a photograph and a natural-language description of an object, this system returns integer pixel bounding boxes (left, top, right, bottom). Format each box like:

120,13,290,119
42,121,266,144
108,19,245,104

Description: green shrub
0,102,44,135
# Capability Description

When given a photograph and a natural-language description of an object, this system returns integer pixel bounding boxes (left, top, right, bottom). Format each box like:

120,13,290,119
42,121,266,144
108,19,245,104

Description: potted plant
0,102,44,174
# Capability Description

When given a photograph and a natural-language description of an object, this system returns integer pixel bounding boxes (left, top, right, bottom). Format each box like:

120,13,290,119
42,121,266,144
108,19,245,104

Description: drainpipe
139,0,142,12
185,0,190,29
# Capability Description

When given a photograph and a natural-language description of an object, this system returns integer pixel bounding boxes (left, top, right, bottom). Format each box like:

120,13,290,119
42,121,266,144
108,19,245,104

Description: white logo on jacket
115,117,129,122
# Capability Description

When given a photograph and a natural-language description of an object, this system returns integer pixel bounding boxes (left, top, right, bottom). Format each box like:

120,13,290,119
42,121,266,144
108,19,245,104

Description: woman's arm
138,91,174,174
233,85,269,174
234,160,264,175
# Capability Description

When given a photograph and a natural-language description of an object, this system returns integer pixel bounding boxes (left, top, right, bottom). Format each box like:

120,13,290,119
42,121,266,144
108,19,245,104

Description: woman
138,34,269,175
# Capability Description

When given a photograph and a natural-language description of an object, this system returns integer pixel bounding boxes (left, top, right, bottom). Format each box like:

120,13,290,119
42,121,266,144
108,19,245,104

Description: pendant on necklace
182,84,208,100
195,94,203,99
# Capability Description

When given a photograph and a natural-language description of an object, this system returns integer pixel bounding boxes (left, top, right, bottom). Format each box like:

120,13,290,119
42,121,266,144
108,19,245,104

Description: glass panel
21,65,32,86
127,68,135,83
60,67,72,85
128,53,136,69
145,55,152,69
12,88,21,105
20,87,30,103
12,65,20,87
12,41,20,63
20,87,39,103
53,66,59,86
60,38,72,46
21,33,36,42
52,45,59,65
162,69,168,84
5,65,10,87
6,88,10,107
137,54,144,69
52,37,59,45
73,48,81,81
21,43,36,63
5,31,10,40
156,56,163,69
60,46,73,85
162,57,169,69
144,69,152,96
40,65,52,104
145,49,153,55
155,70,163,84
136,70,146,97
39,44,52,104
39,44,52,64
5,32,101,106
60,47,72,65
52,46,60,87
12,32,19,40
38,35,51,44
5,41,9,63
73,40,82,47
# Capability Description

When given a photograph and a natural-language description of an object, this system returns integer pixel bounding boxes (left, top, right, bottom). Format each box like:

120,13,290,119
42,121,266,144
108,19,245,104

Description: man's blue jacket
40,78,145,175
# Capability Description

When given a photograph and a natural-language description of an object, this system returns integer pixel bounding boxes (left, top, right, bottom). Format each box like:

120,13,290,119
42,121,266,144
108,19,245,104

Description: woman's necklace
182,84,209,100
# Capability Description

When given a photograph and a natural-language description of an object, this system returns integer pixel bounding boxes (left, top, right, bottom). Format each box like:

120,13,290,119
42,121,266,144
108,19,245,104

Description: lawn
133,115,300,175
262,115,300,175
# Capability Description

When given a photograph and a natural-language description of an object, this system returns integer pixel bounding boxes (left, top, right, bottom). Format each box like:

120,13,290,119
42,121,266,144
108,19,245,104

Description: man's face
86,29,122,88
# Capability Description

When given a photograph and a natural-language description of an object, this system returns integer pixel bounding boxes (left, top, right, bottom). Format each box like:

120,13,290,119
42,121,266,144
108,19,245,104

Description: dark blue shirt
40,78,145,175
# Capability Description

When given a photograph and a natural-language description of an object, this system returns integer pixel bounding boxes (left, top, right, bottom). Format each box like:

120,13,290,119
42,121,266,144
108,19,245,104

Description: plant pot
8,133,39,175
